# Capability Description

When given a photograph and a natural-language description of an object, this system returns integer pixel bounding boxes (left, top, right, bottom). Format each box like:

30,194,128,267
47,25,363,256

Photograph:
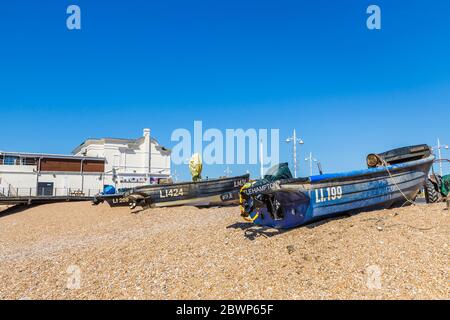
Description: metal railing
0,187,102,198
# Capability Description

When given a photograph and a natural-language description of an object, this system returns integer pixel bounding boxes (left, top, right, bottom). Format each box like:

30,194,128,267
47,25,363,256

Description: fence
0,187,102,198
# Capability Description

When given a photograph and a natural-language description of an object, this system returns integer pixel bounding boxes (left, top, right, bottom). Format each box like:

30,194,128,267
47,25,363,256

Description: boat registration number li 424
160,188,184,198
315,186,343,203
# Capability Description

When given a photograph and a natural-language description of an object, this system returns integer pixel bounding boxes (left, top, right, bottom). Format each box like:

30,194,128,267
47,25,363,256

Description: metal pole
149,129,152,182
309,152,313,177
297,133,302,178
259,138,264,178
36,157,42,196
286,129,304,178
438,138,443,177
293,130,297,178
81,159,85,193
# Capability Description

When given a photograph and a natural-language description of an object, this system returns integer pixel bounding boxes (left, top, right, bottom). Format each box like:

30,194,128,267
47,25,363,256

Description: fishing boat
239,145,434,229
93,175,250,209
124,174,250,209
93,153,250,209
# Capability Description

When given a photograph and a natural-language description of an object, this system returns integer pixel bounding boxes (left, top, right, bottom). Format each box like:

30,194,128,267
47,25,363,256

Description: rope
380,157,416,206
242,210,260,222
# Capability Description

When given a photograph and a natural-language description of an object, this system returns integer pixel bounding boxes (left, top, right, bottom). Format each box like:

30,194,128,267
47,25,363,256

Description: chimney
143,128,151,175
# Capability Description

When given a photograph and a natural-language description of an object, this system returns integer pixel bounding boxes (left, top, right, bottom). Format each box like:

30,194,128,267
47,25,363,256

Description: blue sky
0,0,449,180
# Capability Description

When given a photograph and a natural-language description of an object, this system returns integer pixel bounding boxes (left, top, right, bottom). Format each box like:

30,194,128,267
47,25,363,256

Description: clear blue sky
1,0,449,180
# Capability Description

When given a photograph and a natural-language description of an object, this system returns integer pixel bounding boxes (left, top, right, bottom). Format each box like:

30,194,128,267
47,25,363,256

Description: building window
21,157,37,166
3,156,18,165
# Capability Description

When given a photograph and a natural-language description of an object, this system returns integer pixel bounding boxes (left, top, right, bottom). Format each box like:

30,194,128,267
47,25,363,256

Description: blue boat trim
242,155,434,229
309,156,433,183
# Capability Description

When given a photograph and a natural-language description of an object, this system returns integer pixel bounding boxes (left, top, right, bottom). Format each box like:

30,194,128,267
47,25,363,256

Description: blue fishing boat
239,145,435,229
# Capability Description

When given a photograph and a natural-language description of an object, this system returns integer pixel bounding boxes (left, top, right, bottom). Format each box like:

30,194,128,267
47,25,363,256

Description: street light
432,138,449,176
171,170,179,182
224,166,232,177
286,129,304,178
305,152,318,177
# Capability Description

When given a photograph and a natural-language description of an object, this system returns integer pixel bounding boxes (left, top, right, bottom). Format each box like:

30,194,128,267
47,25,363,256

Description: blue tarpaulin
103,185,116,195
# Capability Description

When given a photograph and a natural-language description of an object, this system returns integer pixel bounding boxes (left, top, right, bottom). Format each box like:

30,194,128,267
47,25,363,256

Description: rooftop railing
0,187,102,198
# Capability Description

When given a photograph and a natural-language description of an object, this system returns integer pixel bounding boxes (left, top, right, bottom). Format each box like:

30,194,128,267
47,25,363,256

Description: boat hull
101,175,250,209
245,155,434,229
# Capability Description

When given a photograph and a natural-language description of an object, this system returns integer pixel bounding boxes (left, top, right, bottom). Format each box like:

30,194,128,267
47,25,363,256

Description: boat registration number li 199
160,188,184,198
315,186,343,203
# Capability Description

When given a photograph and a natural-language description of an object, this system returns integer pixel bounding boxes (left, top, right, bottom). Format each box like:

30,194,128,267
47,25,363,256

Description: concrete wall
0,167,37,196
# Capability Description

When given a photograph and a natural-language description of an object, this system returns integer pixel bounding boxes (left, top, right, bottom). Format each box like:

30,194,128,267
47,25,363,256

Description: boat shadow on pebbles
130,207,148,214
226,222,289,240
129,204,234,215
227,212,353,240
303,213,353,229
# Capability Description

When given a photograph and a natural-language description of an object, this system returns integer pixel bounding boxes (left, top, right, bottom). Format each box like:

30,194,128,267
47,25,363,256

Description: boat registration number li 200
315,186,343,203
160,188,184,198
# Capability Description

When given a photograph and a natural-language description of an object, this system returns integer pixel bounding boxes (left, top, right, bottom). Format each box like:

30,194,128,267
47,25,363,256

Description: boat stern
240,181,311,229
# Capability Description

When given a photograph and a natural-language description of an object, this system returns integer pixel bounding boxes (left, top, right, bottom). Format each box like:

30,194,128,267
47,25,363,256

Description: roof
0,151,105,162
72,136,171,155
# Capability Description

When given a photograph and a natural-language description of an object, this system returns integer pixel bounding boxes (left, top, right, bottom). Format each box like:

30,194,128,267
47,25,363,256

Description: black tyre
424,179,440,203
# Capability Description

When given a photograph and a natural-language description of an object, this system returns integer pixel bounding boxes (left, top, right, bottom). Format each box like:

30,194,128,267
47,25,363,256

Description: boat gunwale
131,174,250,190
277,154,435,186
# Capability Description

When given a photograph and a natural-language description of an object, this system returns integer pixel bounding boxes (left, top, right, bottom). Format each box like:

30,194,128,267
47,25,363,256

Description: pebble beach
0,202,448,300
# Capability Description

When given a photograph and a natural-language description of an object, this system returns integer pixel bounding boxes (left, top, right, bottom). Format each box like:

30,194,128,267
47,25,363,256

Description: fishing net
441,174,450,197
189,153,203,182
263,163,293,182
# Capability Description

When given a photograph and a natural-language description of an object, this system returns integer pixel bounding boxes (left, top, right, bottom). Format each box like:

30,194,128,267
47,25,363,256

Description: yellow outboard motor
189,153,203,182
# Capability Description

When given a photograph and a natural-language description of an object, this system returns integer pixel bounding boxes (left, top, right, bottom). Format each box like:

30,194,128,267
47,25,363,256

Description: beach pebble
0,202,447,300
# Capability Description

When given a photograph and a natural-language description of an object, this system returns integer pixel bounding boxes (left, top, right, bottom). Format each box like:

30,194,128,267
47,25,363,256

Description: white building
72,129,171,189
0,129,171,197
0,152,106,197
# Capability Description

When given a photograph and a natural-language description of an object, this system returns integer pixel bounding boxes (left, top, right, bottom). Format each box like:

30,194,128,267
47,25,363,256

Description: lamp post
259,138,264,178
305,152,318,177
286,129,304,178
433,138,449,177
224,166,232,177
171,170,179,182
